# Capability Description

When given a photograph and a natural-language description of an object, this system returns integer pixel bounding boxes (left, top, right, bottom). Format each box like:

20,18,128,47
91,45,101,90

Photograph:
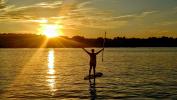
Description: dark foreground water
0,48,177,100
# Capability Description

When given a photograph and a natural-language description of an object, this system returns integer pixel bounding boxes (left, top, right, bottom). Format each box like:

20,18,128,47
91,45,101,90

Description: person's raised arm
82,48,90,54
96,48,104,55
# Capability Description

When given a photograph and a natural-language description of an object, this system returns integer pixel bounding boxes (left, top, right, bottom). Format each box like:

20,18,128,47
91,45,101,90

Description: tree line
0,33,177,48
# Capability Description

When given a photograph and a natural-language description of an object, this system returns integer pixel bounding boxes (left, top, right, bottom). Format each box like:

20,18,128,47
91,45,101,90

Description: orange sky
0,0,177,38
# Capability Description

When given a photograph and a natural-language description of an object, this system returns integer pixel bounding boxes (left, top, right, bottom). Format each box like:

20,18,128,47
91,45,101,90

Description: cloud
0,0,118,30
0,0,6,10
139,11,158,17
0,0,6,4
77,1,91,9
112,14,137,21
35,1,62,8
0,0,100,29
0,0,158,31
157,21,177,26
0,0,93,20
112,10,158,21
0,1,64,22
0,0,166,33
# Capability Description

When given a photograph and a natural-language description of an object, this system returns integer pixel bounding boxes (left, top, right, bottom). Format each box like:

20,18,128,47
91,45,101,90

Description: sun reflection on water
47,49,56,95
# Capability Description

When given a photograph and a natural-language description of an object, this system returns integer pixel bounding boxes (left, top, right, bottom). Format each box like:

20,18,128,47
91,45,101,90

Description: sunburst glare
41,24,63,38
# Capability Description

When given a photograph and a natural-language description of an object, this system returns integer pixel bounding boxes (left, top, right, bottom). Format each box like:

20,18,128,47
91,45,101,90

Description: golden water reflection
47,49,56,95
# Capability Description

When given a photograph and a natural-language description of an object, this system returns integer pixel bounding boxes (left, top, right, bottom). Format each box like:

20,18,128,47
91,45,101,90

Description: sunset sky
0,0,177,38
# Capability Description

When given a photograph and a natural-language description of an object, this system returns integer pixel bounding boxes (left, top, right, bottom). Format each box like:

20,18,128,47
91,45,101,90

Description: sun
40,24,62,38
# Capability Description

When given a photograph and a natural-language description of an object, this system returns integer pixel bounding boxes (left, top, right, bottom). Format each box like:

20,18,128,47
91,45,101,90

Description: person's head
91,49,95,53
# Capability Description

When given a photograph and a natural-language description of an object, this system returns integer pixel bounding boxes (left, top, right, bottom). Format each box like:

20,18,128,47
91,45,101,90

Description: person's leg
93,65,96,77
89,65,92,76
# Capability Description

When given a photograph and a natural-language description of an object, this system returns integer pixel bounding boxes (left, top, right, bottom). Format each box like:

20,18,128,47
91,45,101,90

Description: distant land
0,33,177,48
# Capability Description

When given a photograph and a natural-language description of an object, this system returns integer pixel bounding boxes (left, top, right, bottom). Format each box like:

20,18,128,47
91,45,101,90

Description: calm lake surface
0,48,177,100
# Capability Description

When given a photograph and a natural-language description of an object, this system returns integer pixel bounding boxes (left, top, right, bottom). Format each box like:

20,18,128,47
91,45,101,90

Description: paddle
102,32,106,62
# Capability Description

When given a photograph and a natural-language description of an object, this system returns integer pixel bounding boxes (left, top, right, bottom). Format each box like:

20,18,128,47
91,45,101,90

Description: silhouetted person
82,48,104,77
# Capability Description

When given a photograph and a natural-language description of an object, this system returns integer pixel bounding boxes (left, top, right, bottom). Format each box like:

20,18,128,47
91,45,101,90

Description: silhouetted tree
0,33,176,48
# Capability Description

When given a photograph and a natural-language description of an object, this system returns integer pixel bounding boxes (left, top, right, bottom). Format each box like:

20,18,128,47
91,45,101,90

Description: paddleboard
84,72,103,80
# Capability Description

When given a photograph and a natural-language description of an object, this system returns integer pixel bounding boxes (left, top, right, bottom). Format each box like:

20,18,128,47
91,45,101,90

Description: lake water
0,48,177,100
